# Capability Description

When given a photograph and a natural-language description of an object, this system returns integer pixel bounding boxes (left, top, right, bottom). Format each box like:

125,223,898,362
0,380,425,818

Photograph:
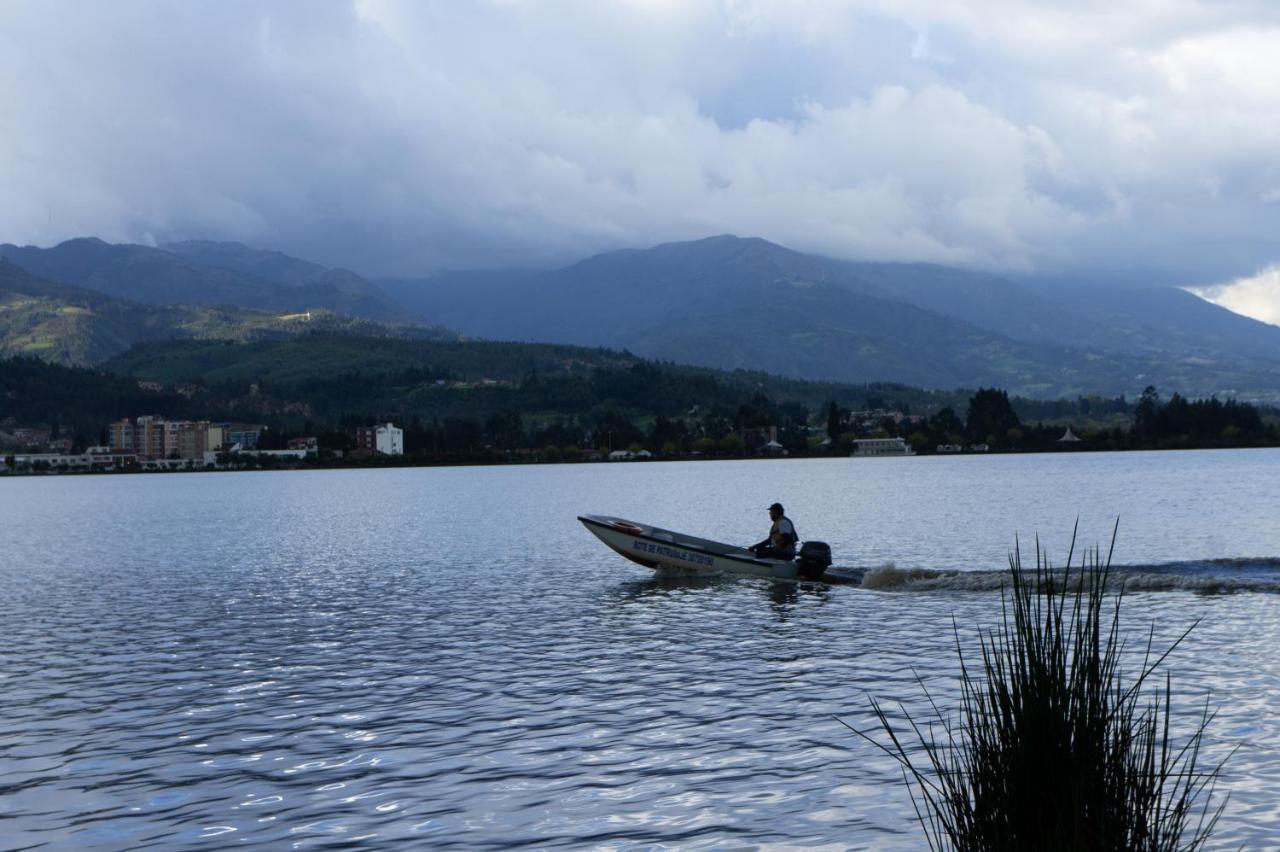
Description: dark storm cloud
3,0,1280,315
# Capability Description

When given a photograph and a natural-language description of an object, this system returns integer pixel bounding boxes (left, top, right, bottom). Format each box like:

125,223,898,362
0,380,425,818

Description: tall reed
855,526,1229,851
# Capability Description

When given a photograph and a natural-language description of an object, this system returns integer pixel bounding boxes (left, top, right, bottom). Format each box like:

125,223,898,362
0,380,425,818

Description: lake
3,449,1280,848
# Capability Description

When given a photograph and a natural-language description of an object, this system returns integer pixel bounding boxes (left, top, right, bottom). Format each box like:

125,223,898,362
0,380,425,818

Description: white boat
578,514,830,580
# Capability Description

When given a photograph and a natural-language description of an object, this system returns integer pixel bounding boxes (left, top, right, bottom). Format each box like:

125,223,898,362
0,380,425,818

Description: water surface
3,450,1279,848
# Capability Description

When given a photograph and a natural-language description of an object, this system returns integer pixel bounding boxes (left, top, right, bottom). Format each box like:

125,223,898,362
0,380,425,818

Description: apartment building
134,416,166,459
164,420,192,458
105,417,231,460
354,423,404,456
108,419,135,453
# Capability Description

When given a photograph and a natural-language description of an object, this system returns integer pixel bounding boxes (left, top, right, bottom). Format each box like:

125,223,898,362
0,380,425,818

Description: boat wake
826,557,1280,595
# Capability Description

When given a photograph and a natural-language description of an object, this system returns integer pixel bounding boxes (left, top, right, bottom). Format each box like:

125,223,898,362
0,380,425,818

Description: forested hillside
0,237,408,322
0,261,452,366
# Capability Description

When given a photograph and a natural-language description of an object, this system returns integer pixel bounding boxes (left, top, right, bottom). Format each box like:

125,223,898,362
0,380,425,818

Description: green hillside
10,336,1275,459
0,237,408,322
0,261,453,366
6,335,965,452
0,357,202,442
100,334,964,416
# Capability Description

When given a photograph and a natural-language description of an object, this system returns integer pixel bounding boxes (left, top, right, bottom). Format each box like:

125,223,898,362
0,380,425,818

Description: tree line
3,352,1278,461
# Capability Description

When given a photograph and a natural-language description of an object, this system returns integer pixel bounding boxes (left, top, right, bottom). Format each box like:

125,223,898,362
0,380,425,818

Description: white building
375,423,403,456
852,437,915,457
354,423,404,456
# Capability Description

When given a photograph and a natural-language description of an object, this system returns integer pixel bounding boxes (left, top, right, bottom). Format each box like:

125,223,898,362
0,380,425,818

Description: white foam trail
842,562,1280,595
859,563,1008,592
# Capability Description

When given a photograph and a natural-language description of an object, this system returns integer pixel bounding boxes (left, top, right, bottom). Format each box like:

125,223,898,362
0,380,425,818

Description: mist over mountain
383,235,1280,400
0,238,407,322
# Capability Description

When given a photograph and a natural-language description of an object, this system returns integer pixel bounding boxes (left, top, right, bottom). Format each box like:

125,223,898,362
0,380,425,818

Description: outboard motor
796,541,832,581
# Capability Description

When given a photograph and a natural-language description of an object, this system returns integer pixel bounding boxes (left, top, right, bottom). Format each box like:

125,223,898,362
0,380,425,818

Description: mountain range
4,234,1280,401
382,235,1280,400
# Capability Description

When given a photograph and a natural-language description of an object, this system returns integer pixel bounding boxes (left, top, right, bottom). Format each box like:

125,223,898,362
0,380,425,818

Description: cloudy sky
2,1,1279,303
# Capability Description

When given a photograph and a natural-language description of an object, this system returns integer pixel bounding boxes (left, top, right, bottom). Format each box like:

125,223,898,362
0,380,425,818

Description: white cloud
1189,266,1280,327
1,0,1280,277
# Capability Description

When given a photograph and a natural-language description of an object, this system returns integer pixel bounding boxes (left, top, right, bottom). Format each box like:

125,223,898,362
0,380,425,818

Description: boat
578,514,831,580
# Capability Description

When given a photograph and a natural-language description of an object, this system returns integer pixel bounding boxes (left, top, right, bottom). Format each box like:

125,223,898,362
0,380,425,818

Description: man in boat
750,502,798,560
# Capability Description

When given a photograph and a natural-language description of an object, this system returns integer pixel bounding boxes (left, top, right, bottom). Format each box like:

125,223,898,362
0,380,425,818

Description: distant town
1,408,1003,474
4,353,1278,476
2,417,405,473
0,398,1210,475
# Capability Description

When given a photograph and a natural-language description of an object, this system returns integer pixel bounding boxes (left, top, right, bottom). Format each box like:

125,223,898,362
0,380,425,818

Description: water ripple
3,458,1280,848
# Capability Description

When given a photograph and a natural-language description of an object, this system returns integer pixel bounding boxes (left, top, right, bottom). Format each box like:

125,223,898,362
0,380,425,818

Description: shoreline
5,441,1279,477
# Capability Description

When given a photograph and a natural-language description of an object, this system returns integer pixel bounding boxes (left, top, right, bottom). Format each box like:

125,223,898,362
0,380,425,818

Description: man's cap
768,502,784,513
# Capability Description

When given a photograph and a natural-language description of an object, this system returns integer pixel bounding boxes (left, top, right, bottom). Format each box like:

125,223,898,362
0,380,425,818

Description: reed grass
853,524,1230,851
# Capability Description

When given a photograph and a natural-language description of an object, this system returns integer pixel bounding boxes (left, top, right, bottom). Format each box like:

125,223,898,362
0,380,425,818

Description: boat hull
578,514,800,580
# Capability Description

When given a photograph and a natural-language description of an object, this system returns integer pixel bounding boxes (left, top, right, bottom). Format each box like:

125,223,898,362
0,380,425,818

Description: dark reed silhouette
853,525,1231,850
